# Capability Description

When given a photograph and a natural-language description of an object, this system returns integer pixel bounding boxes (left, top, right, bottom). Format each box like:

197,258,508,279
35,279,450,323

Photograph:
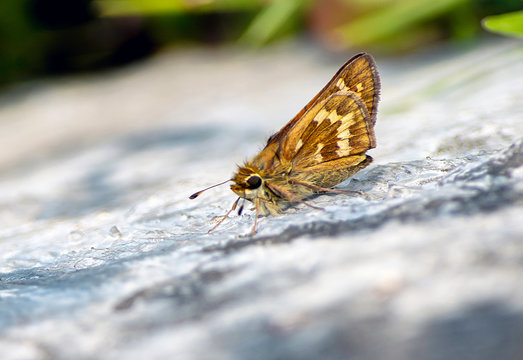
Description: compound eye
246,176,262,189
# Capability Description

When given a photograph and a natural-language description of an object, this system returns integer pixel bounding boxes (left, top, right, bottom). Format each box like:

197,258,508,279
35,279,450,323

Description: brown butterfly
190,53,380,235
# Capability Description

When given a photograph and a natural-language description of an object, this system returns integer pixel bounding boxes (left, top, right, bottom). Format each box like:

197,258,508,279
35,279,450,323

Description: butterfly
190,53,380,235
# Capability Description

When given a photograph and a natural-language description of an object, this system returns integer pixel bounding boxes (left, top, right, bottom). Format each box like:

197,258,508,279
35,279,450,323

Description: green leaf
96,0,264,16
239,0,305,46
482,10,523,38
337,0,467,45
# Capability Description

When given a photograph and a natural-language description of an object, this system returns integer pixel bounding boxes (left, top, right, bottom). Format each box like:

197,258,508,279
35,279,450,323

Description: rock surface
1,39,523,360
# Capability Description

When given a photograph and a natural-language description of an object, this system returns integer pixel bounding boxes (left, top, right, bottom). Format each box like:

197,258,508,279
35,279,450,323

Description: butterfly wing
280,91,375,167
267,53,380,145
248,53,379,188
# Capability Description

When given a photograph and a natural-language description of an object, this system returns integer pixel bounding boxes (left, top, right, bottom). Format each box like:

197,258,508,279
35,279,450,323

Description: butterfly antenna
189,179,231,199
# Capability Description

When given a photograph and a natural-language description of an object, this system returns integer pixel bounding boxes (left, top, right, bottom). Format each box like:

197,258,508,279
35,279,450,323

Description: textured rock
1,40,523,360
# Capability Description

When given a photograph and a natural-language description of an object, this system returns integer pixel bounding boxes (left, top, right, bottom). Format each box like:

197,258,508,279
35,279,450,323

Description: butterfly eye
246,176,262,189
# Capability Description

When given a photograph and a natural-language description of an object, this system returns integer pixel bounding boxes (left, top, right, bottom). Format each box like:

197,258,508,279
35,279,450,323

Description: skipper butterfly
190,53,380,235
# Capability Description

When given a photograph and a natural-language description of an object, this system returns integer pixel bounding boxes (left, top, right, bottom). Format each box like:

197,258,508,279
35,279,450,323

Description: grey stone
1,40,523,360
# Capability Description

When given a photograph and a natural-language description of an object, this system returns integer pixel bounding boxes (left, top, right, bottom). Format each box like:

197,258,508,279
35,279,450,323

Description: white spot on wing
295,138,303,152
336,139,352,156
313,143,325,162
327,109,340,123
315,109,330,122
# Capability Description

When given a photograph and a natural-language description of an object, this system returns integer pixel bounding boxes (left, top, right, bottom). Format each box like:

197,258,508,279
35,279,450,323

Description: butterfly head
231,165,265,201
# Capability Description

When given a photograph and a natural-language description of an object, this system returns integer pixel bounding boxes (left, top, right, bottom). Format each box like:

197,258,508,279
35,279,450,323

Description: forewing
267,53,380,145
280,92,375,168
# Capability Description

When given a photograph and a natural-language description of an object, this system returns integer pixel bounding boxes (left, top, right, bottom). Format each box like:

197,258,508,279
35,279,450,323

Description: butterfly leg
289,178,362,195
252,197,260,236
208,197,240,233
265,181,324,211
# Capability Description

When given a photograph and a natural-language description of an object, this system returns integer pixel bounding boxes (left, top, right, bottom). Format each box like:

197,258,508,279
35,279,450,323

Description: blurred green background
1,0,522,87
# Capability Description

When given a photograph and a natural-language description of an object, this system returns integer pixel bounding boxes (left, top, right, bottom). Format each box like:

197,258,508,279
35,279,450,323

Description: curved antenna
189,179,231,199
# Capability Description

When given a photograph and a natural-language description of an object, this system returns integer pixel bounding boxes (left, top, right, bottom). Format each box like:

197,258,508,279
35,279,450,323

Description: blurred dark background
1,0,522,88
